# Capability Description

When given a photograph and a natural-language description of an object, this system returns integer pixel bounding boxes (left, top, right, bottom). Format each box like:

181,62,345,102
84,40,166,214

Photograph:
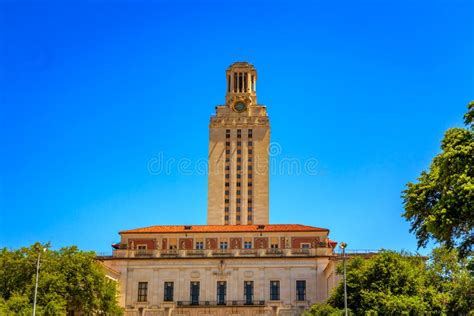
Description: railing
176,300,265,307
111,247,332,259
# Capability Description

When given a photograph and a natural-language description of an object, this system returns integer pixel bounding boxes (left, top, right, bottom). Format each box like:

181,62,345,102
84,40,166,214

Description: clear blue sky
1,0,473,254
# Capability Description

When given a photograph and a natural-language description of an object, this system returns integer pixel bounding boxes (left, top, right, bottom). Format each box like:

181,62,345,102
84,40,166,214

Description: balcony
176,300,265,307
111,247,331,259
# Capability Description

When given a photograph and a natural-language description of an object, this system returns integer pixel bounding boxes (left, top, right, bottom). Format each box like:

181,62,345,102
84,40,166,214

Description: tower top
225,61,257,107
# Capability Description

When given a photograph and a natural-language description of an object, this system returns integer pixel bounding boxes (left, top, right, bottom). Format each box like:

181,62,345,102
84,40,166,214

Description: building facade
100,62,339,316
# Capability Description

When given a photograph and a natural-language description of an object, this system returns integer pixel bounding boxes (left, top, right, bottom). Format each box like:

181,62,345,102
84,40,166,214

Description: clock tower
208,62,270,225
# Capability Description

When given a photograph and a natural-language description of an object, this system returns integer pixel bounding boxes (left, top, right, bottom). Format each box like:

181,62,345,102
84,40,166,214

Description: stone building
100,62,340,316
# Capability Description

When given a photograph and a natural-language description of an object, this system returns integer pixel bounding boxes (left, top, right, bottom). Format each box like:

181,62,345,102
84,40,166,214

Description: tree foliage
402,101,474,257
305,249,473,315
0,243,123,315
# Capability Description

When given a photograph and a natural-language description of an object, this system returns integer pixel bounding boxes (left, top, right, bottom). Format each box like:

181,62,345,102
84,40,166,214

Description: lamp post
33,247,46,316
339,242,348,316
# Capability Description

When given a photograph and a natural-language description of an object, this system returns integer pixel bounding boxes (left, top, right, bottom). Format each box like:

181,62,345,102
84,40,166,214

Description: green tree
0,243,123,315
305,249,473,315
402,101,474,258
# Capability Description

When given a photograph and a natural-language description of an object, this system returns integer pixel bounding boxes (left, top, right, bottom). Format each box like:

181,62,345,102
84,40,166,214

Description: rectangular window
226,141,230,146
248,207,253,211
244,281,254,305
248,129,253,136
237,190,241,195
196,241,204,250
244,241,252,249
296,280,306,301
225,199,229,203
225,182,229,186
237,149,242,154
137,282,148,302
237,141,242,146
248,182,252,187
220,242,228,249
226,149,230,154
248,215,253,221
225,190,229,195
248,158,253,162
271,244,279,249
270,281,280,301
248,149,253,154
237,157,242,162
225,215,229,221
164,282,174,301
190,282,200,305
217,281,227,305
225,207,229,212
301,243,311,249
237,182,241,187
248,141,253,146
236,215,241,221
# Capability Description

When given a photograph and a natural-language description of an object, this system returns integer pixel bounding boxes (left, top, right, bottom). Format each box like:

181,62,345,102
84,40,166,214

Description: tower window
228,75,231,93
234,73,237,92
239,73,243,92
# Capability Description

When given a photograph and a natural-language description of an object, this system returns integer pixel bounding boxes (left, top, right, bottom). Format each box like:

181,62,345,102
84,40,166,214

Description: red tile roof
120,224,329,234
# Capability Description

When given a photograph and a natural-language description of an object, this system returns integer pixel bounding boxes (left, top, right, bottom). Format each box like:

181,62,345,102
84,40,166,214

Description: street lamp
339,242,348,316
33,247,47,316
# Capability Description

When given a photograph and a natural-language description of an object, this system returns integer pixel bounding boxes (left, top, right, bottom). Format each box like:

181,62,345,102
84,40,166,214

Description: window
237,157,242,162
244,281,254,305
137,282,148,302
244,241,252,249
225,182,229,187
247,215,253,221
237,149,242,154
248,174,253,179
271,244,279,249
248,149,253,154
248,182,252,187
236,206,241,211
164,282,174,301
225,174,230,179
217,281,227,305
248,207,253,211
226,150,230,154
301,243,311,249
237,141,241,146
236,198,241,203
237,190,241,195
190,282,200,305
296,280,306,301
225,215,229,221
270,281,280,301
226,141,230,146
196,241,204,250
237,166,242,170
225,207,229,212
225,199,229,203
248,190,252,195
248,141,253,146
220,242,228,249
225,190,229,195
248,165,253,170
137,245,147,250
236,215,241,221
248,129,253,136
237,182,241,187
225,165,230,171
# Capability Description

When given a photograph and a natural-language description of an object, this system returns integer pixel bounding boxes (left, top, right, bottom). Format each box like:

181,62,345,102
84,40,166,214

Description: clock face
233,101,247,113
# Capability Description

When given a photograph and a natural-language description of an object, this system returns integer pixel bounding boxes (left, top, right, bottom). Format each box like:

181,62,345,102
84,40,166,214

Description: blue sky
1,0,473,254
